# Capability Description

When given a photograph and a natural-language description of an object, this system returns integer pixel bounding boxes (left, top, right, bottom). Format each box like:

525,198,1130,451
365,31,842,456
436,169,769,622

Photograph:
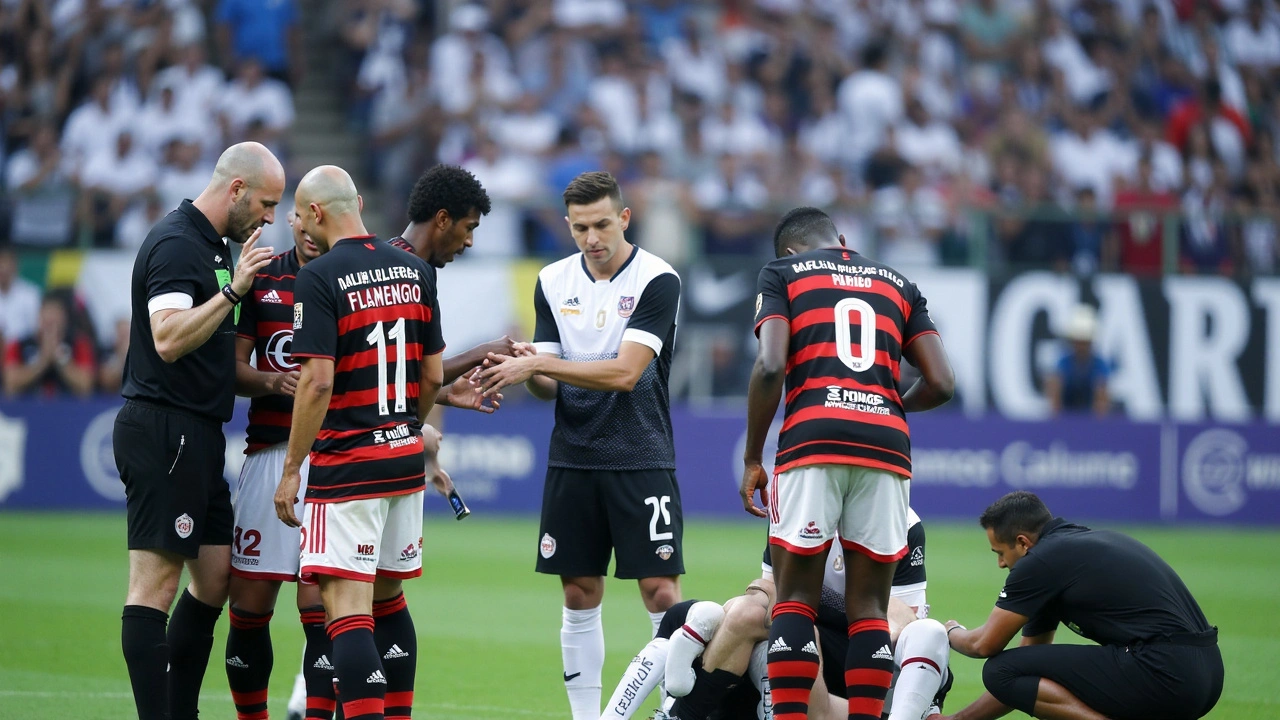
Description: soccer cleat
286,670,307,720
664,601,725,697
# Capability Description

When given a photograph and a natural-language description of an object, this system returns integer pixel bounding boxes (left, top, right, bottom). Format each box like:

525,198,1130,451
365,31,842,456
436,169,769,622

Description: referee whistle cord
169,435,186,475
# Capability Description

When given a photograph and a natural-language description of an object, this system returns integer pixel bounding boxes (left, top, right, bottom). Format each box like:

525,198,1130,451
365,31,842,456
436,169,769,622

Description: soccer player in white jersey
477,171,684,720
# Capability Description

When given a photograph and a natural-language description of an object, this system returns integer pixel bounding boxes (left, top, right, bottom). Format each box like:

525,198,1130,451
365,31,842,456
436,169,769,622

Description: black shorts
659,600,761,720
536,467,684,579
982,634,1224,720
114,400,233,558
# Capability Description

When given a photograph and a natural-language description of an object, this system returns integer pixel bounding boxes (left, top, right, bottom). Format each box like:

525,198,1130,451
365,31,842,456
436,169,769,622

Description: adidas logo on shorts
383,644,409,660
226,656,249,669
367,670,387,684
768,638,792,654
801,640,818,655
313,655,333,671
872,644,893,661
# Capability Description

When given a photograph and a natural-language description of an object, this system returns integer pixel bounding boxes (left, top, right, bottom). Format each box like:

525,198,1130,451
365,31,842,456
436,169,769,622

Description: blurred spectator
625,150,696,266
462,134,541,257
896,98,963,178
135,81,213,160
6,124,78,247
999,165,1071,270
838,42,903,164
216,0,302,85
663,17,726,105
492,92,560,155
693,153,769,256
60,75,135,175
157,140,213,214
872,164,947,269
1237,186,1279,275
1067,186,1107,275
2,292,95,399
430,4,516,116
218,58,295,155
78,130,157,247
97,315,130,394
1166,79,1251,158
1225,0,1280,73
517,28,593,124
154,43,226,121
1109,153,1179,275
0,245,40,347
1180,162,1239,274
1044,304,1110,417
115,191,168,250
1050,108,1133,206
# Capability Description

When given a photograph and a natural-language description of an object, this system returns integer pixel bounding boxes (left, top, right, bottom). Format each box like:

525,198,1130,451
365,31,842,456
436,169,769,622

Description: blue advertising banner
0,399,1276,525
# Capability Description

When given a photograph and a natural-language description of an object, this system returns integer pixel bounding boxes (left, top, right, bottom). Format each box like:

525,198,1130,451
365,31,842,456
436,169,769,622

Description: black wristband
221,284,242,306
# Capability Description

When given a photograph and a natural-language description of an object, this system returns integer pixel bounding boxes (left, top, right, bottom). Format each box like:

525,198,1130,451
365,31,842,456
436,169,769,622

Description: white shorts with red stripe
768,463,910,562
231,443,308,581
299,490,424,583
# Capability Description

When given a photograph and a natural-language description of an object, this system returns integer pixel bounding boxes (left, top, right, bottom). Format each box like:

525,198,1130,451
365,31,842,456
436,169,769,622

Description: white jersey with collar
532,245,681,470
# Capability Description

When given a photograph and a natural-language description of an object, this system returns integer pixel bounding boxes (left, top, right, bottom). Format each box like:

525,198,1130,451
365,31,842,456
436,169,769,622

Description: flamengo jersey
291,236,445,502
755,247,937,478
237,249,301,453
533,247,680,470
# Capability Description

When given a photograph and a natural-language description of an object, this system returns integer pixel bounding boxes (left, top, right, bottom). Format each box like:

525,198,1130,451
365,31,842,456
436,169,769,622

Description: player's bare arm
233,335,299,397
416,350,445,422
901,332,956,413
441,335,518,384
476,340,655,395
151,229,274,362
741,316,789,518
276,356,334,528
944,606,1028,658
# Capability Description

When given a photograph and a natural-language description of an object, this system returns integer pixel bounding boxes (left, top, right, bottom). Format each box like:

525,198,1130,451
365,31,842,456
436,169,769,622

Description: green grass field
0,513,1276,719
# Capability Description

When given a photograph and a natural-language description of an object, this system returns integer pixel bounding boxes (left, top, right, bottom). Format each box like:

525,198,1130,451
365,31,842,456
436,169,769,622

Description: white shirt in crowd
462,152,541,257
80,143,158,195
60,100,134,173
0,275,40,342
837,68,903,162
1051,127,1135,206
896,120,963,175
154,62,225,118
158,162,214,212
1225,17,1280,69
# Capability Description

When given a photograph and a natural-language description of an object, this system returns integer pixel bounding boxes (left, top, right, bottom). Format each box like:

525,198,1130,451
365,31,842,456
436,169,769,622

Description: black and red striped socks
328,614,385,720
226,608,274,720
302,605,337,720
373,594,415,720
845,618,894,720
767,601,820,720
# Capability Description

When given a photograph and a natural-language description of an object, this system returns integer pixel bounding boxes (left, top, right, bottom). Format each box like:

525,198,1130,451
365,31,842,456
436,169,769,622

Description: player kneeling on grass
933,491,1222,720
275,166,447,720
604,509,952,720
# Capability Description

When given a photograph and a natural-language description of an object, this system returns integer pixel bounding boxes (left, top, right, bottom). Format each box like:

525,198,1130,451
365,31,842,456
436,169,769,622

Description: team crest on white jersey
617,296,635,318
541,533,557,558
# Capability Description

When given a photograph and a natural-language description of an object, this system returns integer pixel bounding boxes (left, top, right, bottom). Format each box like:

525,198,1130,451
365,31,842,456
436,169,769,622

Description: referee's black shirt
121,200,238,423
996,518,1213,646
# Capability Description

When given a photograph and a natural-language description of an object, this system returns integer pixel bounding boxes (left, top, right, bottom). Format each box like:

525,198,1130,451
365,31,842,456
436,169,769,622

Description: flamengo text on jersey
346,282,422,311
790,259,905,287
336,265,421,291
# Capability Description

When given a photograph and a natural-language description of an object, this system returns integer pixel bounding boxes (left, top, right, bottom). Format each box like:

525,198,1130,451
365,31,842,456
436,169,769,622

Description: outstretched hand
740,462,769,518
475,352,540,397
447,369,502,412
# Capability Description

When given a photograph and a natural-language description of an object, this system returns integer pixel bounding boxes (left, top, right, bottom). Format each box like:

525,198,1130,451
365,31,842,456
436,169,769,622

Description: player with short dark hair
476,171,684,720
742,206,954,720
938,491,1223,720
116,141,282,720
275,165,444,720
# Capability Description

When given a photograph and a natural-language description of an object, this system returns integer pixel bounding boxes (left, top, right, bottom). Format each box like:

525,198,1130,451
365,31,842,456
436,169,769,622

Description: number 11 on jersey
366,318,407,415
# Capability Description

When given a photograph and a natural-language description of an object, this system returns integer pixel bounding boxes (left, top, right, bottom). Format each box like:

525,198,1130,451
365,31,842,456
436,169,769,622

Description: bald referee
936,491,1223,720
114,142,284,720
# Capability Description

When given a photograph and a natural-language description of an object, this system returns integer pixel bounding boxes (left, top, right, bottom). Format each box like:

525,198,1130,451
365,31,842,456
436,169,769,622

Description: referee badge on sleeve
293,302,303,330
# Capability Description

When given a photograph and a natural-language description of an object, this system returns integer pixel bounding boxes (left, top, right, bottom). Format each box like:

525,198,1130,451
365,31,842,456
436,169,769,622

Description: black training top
122,200,238,423
996,518,1213,646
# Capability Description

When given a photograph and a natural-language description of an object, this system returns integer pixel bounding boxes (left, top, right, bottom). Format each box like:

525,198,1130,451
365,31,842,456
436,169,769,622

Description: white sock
747,640,771,720
601,637,668,719
888,619,950,720
664,601,724,697
562,606,605,720
648,610,665,637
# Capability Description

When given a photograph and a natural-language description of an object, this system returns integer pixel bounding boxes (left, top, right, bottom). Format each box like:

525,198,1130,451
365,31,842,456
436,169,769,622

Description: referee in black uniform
938,491,1223,720
114,142,283,720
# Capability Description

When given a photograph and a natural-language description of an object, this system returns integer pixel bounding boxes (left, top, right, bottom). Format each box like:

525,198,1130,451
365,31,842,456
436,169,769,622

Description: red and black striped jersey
291,236,446,502
236,249,301,453
387,236,415,255
754,247,938,478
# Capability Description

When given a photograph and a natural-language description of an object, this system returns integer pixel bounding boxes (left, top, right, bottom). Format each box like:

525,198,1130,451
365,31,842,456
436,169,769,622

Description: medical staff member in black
936,491,1222,720
114,141,284,720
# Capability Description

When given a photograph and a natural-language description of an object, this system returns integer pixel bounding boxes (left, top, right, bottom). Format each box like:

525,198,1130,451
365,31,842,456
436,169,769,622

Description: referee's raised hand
232,228,277,296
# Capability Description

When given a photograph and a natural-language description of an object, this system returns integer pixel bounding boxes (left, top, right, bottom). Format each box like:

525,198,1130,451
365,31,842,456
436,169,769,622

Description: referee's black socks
122,605,169,720
168,589,224,720
226,607,274,720
373,593,416,720
328,614,385,720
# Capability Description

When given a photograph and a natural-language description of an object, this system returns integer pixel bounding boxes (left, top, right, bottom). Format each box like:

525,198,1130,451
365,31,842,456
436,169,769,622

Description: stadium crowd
1,0,1279,398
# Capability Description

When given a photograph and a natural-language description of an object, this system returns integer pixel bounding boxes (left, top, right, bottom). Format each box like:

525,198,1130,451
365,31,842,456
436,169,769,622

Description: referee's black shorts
114,400,233,558
536,467,684,579
982,631,1223,720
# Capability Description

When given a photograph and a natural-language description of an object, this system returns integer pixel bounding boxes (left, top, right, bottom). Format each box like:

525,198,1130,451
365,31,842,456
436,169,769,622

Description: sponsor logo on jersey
174,513,194,539
560,297,582,315
261,289,283,303
399,543,418,562
540,533,556,558
617,296,635,318
264,329,297,372
655,544,674,560
824,386,891,416
356,544,375,556
373,424,413,448
910,545,925,567
798,521,823,539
